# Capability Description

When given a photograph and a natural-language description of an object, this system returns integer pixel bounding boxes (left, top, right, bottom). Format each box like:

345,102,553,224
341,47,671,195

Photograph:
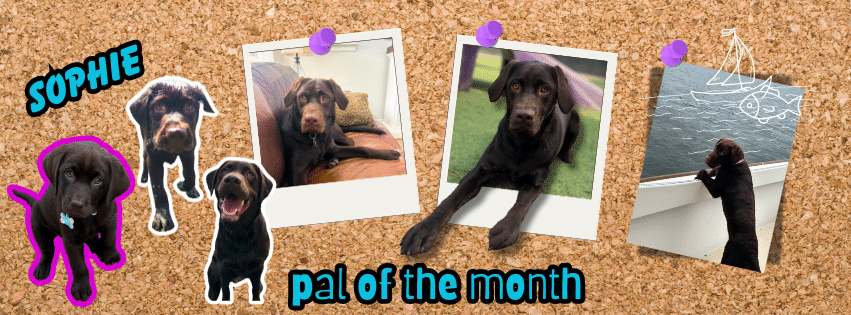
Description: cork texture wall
0,0,849,313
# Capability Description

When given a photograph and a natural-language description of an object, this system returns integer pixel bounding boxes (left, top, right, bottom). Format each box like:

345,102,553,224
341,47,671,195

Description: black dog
127,76,217,234
10,141,131,302
401,61,581,255
203,158,274,303
696,138,761,272
275,77,401,187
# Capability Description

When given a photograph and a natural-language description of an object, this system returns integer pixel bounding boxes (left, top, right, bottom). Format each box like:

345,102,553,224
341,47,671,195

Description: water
641,63,804,179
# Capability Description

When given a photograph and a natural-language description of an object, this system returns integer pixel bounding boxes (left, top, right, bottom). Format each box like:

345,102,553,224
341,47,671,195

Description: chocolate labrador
127,76,218,234
204,158,274,303
10,140,131,303
275,77,400,187
401,60,581,255
696,138,761,272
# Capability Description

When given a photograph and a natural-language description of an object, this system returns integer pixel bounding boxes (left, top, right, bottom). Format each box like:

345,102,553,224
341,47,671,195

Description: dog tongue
222,198,243,215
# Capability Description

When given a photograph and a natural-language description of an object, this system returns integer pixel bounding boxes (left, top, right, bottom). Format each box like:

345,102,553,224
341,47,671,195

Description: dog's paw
325,158,340,169
151,212,175,233
400,217,444,256
140,175,148,184
487,218,521,251
98,248,121,266
207,288,220,302
33,260,53,281
70,280,92,302
381,150,401,160
696,169,710,181
176,180,201,199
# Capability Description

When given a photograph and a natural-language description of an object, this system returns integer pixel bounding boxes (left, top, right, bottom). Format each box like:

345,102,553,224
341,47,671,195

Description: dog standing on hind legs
696,138,761,272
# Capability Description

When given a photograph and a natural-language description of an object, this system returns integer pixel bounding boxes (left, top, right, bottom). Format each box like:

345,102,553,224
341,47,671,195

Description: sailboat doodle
688,29,802,124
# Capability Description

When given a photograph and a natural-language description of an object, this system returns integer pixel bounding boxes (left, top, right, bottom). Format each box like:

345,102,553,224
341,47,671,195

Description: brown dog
275,78,400,187
127,76,218,234
401,61,581,255
696,138,761,272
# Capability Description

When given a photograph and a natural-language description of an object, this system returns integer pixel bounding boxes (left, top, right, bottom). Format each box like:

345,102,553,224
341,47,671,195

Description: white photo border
438,35,618,241
242,29,419,229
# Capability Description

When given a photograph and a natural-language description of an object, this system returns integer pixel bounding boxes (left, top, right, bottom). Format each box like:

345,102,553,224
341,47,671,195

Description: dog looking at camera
696,138,761,272
127,76,218,234
203,158,274,304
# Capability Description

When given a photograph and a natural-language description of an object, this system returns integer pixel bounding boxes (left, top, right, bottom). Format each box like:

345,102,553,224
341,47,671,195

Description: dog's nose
304,115,319,126
69,198,85,210
223,174,242,186
165,127,188,140
514,109,535,123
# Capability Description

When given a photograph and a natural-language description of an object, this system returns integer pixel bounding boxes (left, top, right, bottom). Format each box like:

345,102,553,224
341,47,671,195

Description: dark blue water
641,63,804,179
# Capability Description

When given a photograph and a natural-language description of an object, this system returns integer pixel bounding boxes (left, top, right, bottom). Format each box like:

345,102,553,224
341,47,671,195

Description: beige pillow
337,91,375,126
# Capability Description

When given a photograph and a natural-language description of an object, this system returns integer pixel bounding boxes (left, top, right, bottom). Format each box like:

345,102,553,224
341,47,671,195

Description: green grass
447,89,600,199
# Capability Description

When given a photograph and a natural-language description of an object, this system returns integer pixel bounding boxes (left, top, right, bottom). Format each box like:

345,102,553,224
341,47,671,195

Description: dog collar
60,213,74,229
309,133,318,147
736,159,745,165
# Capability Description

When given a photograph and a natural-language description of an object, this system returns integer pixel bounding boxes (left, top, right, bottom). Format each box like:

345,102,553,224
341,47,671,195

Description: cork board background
0,0,848,313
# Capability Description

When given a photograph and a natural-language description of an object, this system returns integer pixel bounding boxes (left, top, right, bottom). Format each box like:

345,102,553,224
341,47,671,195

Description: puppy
203,158,274,304
9,138,132,304
276,77,401,187
696,138,761,272
401,60,581,255
127,76,218,234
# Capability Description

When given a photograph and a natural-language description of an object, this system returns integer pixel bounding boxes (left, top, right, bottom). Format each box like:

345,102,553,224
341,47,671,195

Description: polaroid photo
627,58,804,272
437,35,618,241
242,29,419,228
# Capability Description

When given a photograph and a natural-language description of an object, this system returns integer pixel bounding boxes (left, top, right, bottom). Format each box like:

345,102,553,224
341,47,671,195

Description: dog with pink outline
7,135,135,307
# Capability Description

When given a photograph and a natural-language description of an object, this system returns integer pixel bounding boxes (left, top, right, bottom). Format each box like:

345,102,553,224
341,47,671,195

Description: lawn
446,89,600,199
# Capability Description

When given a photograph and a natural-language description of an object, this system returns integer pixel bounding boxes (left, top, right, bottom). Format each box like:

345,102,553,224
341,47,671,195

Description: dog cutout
126,76,218,235
203,158,275,304
7,136,134,307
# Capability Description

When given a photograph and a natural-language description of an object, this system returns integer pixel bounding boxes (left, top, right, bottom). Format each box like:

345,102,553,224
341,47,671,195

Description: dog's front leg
63,240,93,302
696,168,724,198
206,260,222,302
91,218,121,265
148,164,175,232
488,181,544,251
140,150,150,184
400,165,493,256
176,151,201,199
249,269,264,302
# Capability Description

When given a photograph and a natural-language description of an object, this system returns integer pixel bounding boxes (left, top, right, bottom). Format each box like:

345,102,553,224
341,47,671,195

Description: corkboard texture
0,0,849,313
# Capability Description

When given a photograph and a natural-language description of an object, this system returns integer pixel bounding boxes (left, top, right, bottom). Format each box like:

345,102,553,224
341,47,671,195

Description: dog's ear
107,154,131,203
328,79,349,110
284,78,308,109
42,144,71,194
729,142,744,165
127,84,156,126
553,66,576,114
204,165,221,199
197,86,218,115
255,164,274,203
488,60,518,102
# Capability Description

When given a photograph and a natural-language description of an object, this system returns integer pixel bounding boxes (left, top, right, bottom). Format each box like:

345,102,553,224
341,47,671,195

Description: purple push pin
476,21,503,47
309,28,336,55
661,39,688,67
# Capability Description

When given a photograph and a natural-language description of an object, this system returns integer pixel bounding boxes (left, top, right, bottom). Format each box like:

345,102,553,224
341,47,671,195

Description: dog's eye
184,103,195,113
246,172,255,179
718,151,725,155
64,169,74,178
540,86,550,93
299,96,307,103
511,83,520,90
320,95,327,103
154,104,166,112
92,177,103,186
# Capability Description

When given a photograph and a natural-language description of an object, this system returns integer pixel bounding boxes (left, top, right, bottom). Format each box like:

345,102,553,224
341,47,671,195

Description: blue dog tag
60,213,74,229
